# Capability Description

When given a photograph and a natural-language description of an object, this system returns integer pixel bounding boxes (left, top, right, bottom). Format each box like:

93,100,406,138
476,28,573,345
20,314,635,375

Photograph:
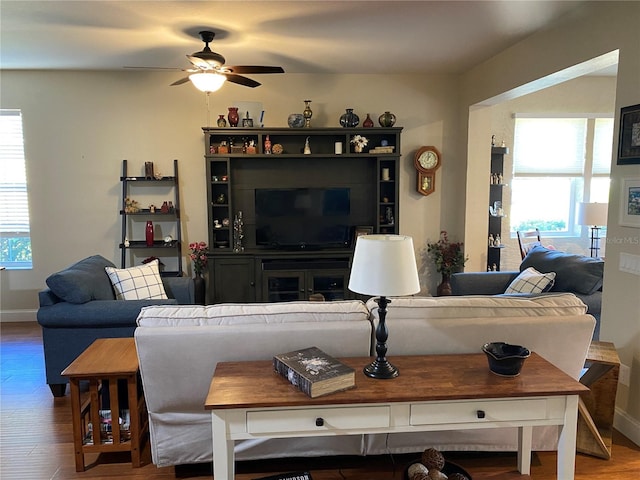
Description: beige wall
0,70,462,317
460,1,640,444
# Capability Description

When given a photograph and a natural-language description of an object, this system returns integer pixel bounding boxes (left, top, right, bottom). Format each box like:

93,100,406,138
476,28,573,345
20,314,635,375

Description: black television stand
208,251,355,304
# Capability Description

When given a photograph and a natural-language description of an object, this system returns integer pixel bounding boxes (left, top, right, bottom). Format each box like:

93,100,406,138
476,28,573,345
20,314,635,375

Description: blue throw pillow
520,246,604,295
46,255,117,304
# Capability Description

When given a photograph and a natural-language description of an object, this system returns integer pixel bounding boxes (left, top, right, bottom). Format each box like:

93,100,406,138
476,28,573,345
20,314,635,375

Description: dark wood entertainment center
203,127,402,303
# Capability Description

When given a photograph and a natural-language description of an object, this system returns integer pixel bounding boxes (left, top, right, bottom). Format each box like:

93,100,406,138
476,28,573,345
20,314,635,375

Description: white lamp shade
348,234,421,296
189,73,226,92
578,202,608,227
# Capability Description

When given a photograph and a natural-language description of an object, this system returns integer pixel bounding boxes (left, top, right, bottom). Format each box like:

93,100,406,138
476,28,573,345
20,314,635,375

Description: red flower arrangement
188,241,208,276
427,231,467,276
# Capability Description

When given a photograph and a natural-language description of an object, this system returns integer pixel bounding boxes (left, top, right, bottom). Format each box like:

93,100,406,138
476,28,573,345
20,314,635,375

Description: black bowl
482,342,530,377
404,459,472,480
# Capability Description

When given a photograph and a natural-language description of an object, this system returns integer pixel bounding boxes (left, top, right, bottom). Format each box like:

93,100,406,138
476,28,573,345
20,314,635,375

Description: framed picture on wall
617,103,640,165
619,177,640,228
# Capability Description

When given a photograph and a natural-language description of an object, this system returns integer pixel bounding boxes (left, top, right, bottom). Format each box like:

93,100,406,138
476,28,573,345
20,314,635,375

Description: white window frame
0,109,32,269
510,114,612,239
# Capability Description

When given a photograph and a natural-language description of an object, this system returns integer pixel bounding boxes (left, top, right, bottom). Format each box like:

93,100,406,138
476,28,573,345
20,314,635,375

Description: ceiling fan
130,30,284,91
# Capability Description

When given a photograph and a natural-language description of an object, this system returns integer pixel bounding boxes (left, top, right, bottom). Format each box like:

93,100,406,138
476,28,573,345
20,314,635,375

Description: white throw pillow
105,260,168,300
505,267,556,294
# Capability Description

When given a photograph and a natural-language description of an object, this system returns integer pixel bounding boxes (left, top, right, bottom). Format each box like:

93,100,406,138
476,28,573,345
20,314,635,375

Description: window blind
593,118,614,175
0,110,30,234
513,118,587,175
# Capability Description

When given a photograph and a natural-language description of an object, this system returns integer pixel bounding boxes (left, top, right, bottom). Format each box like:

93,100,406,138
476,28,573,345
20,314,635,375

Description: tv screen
255,188,351,249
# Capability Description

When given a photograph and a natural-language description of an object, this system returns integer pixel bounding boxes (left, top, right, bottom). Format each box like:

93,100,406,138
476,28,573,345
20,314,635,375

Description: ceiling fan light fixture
189,72,226,92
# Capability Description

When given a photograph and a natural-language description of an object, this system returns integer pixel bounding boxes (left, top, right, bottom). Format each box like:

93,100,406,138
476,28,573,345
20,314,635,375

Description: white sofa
134,293,595,468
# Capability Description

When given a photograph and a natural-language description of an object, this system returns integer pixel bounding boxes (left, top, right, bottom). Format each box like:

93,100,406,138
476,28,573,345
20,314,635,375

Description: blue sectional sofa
451,246,604,339
37,255,195,396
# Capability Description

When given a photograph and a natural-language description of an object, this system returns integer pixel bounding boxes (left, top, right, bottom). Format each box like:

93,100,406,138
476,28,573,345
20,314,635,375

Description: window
510,115,613,237
0,110,32,269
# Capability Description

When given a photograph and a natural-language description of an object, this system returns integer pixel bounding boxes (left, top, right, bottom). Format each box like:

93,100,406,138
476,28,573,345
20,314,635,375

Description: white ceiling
2,0,611,77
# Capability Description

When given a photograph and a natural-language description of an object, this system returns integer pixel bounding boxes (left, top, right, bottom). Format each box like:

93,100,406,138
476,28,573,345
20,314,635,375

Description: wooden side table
577,341,620,459
62,338,148,471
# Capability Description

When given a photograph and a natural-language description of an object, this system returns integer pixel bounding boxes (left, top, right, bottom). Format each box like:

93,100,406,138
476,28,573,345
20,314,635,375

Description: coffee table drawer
247,406,390,434
411,398,548,425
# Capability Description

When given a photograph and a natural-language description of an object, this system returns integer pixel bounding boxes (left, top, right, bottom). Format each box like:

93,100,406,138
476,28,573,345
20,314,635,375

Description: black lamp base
364,358,399,379
364,295,399,379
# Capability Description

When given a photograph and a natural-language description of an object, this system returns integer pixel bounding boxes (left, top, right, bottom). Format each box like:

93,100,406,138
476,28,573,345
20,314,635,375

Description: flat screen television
255,188,352,249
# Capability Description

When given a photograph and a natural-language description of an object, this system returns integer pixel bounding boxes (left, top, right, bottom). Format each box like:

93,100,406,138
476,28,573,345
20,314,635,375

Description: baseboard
614,407,640,447
0,309,37,323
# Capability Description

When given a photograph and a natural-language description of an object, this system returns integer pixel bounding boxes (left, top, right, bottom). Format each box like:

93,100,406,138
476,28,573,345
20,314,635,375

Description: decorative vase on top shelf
363,113,374,128
227,107,239,127
303,100,313,127
339,108,359,128
378,111,396,127
288,114,304,128
217,115,227,127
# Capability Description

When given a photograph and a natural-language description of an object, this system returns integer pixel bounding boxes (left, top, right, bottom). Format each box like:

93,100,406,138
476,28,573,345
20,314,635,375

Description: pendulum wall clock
414,146,441,196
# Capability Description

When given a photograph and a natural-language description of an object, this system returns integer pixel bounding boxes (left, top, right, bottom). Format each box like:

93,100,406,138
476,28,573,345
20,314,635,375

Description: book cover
253,472,313,480
273,346,355,398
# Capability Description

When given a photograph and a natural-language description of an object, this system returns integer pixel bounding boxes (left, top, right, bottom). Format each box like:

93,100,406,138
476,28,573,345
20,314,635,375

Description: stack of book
273,346,356,398
369,146,395,154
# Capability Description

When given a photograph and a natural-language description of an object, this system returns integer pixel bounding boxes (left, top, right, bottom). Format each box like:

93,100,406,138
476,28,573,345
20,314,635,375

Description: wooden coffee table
62,338,148,471
205,352,588,480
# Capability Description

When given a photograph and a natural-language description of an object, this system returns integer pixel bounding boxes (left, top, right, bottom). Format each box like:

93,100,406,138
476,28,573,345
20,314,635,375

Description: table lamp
578,202,608,257
348,234,420,378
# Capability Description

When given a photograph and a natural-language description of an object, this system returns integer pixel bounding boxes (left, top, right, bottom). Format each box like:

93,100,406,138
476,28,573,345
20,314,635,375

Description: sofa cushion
520,246,604,295
45,255,117,304
505,267,555,294
136,300,370,327
37,298,178,327
105,260,168,300
367,293,587,320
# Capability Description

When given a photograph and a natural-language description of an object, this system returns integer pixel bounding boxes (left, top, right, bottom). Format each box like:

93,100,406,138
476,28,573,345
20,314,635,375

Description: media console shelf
202,127,402,303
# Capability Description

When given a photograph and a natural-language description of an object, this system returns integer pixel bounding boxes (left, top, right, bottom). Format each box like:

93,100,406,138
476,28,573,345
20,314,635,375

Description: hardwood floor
1,322,638,479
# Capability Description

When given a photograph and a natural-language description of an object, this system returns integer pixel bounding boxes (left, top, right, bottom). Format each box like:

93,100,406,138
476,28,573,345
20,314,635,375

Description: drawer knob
477,410,486,419
315,417,324,427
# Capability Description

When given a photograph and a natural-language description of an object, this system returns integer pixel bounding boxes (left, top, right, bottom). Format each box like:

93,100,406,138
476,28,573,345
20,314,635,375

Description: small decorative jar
217,115,227,128
363,113,374,128
227,107,239,127
288,113,305,128
339,108,360,128
378,111,396,127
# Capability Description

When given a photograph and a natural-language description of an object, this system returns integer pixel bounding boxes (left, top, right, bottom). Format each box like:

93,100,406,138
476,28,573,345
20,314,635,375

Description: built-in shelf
202,126,402,303
488,147,509,271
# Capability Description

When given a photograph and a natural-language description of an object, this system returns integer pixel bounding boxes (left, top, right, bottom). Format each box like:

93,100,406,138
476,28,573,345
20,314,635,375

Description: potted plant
189,241,208,304
427,231,467,296
350,134,368,153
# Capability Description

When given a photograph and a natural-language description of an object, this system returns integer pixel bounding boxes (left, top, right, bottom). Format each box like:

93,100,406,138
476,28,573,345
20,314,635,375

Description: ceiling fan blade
187,55,215,70
124,66,183,71
223,73,261,88
170,76,191,86
225,65,284,74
